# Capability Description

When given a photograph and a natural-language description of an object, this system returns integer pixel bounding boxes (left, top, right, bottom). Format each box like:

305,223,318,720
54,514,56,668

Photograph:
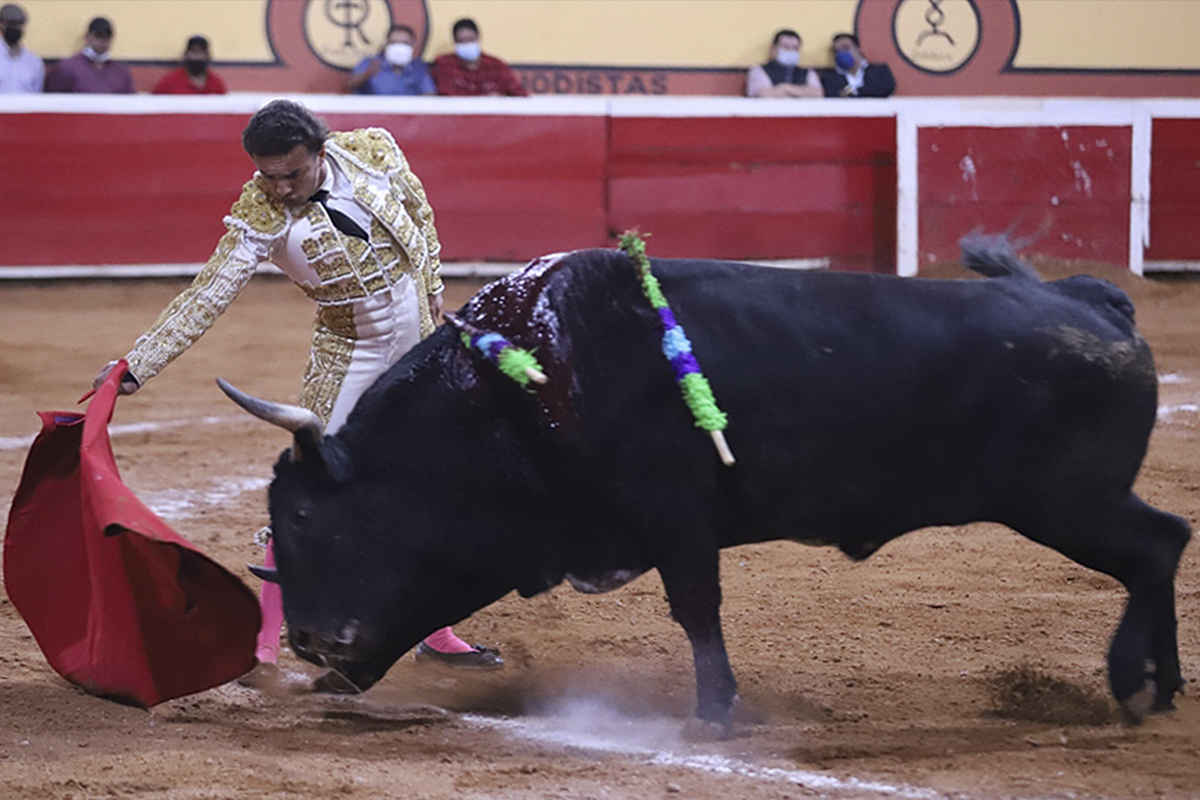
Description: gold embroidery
298,322,355,425
328,129,402,174
126,128,440,391
124,228,259,381
317,303,356,338
228,177,287,235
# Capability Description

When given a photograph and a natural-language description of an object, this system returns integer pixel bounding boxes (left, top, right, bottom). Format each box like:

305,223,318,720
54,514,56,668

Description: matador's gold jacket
124,127,443,390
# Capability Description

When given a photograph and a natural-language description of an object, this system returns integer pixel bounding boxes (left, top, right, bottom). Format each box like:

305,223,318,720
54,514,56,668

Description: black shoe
414,642,504,670
236,661,279,689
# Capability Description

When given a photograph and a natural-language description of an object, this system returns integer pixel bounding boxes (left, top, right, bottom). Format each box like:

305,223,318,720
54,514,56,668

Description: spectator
820,33,895,98
347,24,434,95
746,28,822,98
153,35,227,94
0,2,43,92
432,17,527,96
45,16,133,93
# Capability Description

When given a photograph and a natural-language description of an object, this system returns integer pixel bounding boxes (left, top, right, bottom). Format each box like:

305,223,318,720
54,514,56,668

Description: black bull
222,242,1190,733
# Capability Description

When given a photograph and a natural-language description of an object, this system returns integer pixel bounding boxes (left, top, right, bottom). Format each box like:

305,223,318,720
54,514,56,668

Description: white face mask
455,41,481,62
83,45,112,62
775,49,799,67
384,42,413,67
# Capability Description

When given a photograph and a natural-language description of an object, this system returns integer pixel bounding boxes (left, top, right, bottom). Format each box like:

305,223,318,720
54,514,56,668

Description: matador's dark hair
241,99,330,157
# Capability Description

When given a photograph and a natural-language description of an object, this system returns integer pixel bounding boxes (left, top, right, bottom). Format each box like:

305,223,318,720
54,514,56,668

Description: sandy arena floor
1,260,1198,800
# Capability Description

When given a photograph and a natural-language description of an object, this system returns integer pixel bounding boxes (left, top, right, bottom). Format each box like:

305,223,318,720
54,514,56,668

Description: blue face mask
835,50,858,71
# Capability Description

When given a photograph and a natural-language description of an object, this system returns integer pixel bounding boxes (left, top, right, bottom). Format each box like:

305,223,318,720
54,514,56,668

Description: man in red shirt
432,17,527,96
153,35,227,95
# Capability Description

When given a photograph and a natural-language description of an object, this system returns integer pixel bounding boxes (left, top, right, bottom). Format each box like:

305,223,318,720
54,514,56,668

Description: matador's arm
122,180,280,385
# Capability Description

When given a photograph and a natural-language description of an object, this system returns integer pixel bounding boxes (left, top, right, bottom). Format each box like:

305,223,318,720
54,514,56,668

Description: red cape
3,362,260,707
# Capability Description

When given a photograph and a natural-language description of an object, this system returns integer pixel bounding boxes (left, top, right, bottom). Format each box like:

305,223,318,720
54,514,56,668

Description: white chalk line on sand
1,413,272,525
462,702,942,800
0,414,255,452
139,475,272,522
1157,373,1198,421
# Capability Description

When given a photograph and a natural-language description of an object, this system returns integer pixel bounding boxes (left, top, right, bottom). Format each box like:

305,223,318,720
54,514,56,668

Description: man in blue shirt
347,24,435,95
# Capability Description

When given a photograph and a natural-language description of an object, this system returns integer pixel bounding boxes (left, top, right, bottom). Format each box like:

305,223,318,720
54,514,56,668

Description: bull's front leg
658,552,737,738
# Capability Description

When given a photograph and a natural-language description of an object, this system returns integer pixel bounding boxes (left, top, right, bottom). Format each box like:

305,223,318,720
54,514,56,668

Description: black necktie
309,190,369,241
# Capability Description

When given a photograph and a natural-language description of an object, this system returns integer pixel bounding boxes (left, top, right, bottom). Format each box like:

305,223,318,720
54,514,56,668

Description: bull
221,238,1190,735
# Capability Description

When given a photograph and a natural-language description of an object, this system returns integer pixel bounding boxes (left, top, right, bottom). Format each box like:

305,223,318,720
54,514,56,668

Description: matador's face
251,144,326,209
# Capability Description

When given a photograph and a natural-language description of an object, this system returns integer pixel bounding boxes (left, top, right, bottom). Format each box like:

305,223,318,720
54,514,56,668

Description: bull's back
554,253,1158,554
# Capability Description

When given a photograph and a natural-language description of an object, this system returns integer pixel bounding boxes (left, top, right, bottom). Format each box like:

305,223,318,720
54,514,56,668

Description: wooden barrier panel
372,114,610,262
1,113,248,266
4,97,1200,275
1147,118,1200,263
917,126,1133,267
609,116,895,270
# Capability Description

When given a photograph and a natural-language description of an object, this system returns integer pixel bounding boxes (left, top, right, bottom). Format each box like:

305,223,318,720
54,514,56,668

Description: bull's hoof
1119,683,1156,724
682,716,733,742
312,670,362,695
414,642,504,671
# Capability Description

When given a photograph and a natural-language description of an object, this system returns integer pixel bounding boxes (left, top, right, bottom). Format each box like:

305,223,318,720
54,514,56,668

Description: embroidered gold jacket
124,127,443,385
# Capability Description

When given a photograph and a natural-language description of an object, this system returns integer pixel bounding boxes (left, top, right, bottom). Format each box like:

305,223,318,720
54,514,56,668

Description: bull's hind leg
658,551,738,738
1103,496,1191,719
1025,494,1190,721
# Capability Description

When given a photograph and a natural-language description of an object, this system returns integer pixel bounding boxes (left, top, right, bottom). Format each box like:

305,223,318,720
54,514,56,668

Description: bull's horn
217,378,325,440
248,564,280,583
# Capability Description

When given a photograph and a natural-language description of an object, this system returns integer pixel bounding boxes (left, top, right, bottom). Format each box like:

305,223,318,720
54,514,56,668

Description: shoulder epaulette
328,128,403,176
228,177,287,235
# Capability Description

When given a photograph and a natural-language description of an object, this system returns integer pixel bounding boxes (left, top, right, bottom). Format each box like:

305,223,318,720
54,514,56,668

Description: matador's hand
93,360,141,396
428,292,445,327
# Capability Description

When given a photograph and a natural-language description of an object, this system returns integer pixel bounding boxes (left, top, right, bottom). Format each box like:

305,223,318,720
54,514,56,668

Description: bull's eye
294,508,310,527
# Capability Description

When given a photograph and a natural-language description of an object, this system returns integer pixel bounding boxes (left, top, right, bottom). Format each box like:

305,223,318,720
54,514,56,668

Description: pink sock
254,542,284,665
423,626,474,654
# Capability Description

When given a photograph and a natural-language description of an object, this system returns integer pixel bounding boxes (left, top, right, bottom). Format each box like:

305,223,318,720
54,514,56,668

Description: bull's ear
290,431,352,484
292,426,326,469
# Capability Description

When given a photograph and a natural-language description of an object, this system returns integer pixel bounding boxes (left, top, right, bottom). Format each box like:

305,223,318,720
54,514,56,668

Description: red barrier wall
917,126,1133,266
0,111,610,268
327,114,610,262
1,114,248,265
608,117,896,271
1147,119,1200,263
4,98,1200,275
0,105,894,270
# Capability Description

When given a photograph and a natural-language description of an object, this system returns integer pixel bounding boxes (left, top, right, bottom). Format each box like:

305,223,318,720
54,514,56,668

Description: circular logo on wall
893,0,981,74
304,0,398,70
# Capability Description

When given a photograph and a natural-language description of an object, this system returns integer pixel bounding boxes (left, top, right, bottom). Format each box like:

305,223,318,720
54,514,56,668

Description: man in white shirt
745,28,822,99
0,3,44,93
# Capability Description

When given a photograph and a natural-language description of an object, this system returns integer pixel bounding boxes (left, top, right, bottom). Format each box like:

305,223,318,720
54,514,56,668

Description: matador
93,100,504,688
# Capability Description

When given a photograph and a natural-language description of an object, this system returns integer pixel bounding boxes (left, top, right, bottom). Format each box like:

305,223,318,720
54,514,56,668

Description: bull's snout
289,621,363,668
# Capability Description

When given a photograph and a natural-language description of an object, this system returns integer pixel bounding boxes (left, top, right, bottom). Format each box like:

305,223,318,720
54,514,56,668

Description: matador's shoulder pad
327,128,403,175
228,177,288,235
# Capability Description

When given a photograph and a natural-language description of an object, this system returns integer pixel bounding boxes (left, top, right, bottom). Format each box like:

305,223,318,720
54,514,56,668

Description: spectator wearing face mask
0,3,43,92
746,28,822,98
432,17,527,97
45,16,133,93
820,33,895,98
347,24,434,95
153,35,227,94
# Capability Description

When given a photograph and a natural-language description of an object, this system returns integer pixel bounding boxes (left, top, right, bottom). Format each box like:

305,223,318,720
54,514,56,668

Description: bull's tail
959,233,1041,281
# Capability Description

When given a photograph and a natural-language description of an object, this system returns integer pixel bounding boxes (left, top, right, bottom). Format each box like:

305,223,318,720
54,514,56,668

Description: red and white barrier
2,94,1198,275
